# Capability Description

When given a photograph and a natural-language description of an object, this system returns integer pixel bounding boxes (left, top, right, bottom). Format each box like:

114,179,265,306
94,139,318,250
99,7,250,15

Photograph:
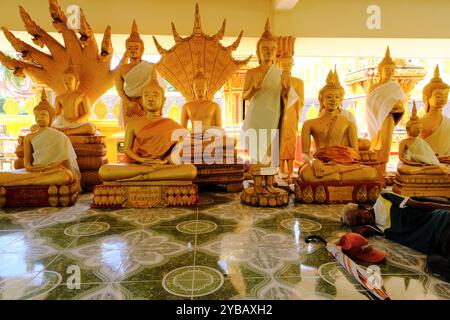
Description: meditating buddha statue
393,101,450,198
420,65,450,162
180,69,222,130
299,70,378,184
240,19,290,207
277,37,304,180
99,77,196,183
0,90,80,187
397,102,448,175
52,61,97,135
116,20,158,127
366,47,405,174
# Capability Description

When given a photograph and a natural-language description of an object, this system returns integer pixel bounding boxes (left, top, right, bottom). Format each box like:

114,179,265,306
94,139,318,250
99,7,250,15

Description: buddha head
126,20,145,60
256,19,277,65
193,69,207,100
142,73,165,115
423,65,449,113
377,46,396,82
319,68,345,112
406,102,422,138
63,60,79,91
33,89,55,128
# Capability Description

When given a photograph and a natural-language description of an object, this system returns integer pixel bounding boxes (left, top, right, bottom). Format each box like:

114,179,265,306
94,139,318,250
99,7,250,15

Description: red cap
336,233,386,263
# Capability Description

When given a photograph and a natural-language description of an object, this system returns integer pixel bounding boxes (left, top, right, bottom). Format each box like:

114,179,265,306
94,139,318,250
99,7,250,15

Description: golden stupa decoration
0,0,117,102
153,3,251,102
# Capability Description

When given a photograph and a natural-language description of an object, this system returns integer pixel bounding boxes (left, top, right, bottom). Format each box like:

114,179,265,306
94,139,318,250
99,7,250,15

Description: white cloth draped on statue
241,65,283,166
424,115,450,156
404,138,445,167
119,61,165,127
366,81,405,140
32,128,80,181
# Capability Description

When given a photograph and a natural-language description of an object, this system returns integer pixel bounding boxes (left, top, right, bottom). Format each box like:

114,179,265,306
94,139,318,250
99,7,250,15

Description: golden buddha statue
366,47,405,173
397,102,448,175
240,19,290,207
99,77,197,183
180,69,222,130
116,20,158,127
299,70,378,183
277,36,304,179
420,65,450,162
0,90,80,186
52,61,97,135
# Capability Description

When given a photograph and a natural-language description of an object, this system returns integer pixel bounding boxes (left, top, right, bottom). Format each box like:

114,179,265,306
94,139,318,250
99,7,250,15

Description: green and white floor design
0,192,449,300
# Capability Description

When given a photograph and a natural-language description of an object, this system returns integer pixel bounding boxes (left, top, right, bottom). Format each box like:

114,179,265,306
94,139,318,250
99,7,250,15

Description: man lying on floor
342,192,450,282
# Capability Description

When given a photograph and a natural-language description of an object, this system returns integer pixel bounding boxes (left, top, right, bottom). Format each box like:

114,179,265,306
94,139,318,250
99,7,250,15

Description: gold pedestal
393,173,450,198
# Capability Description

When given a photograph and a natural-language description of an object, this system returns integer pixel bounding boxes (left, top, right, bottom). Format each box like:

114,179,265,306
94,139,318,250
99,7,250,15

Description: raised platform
0,181,80,207
294,180,381,204
91,183,199,208
393,173,450,198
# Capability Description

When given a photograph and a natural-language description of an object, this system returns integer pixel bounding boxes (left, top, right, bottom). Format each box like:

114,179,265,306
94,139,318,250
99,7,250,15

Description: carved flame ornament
0,0,117,102
153,3,251,102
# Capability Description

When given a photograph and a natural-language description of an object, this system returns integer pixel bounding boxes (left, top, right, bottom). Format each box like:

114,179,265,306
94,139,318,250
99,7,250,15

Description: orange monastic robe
131,116,184,160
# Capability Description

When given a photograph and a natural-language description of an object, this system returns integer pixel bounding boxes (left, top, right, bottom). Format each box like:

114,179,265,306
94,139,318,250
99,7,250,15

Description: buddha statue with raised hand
99,76,197,183
53,60,97,135
0,90,80,186
299,69,378,183
420,65,450,163
398,101,448,175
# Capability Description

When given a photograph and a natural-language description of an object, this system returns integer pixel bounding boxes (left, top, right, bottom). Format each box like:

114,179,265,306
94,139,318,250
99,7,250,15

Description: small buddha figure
398,102,448,175
180,69,222,130
420,65,450,162
366,47,405,173
0,90,80,186
52,61,97,135
241,19,290,201
116,20,158,127
299,70,378,183
99,77,197,182
277,50,304,179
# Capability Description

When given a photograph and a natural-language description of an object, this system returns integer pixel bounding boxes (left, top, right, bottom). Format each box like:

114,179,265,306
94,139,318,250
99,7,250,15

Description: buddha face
34,110,51,128
143,85,164,113
279,57,293,73
193,77,207,100
126,41,144,60
407,122,422,137
428,88,449,110
258,40,277,64
63,73,78,91
380,64,395,81
321,88,342,112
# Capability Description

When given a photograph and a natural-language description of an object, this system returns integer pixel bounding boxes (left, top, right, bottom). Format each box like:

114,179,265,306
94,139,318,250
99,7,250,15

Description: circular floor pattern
280,218,322,233
162,266,224,297
0,271,62,300
318,262,367,292
64,222,110,237
176,220,217,234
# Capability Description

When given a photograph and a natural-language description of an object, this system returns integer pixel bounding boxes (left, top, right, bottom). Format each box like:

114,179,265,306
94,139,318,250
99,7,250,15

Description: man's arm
406,198,450,211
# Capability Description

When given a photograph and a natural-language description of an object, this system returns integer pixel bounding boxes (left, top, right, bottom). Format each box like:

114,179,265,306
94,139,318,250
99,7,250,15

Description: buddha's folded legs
300,164,378,182
398,163,448,175
62,123,97,136
99,163,197,182
0,167,73,186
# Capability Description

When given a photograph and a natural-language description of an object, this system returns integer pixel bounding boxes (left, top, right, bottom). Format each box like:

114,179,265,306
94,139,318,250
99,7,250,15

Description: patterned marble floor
0,192,449,300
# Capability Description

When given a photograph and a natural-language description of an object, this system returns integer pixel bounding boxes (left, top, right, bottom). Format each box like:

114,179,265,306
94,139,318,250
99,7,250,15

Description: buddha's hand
312,160,326,177
126,101,143,117
252,74,263,93
281,70,291,89
26,165,47,172
138,158,167,165
392,100,404,113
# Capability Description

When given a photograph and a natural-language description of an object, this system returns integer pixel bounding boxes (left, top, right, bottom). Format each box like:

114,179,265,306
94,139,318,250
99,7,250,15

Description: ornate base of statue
16,134,107,191
393,173,450,198
0,181,80,208
294,180,380,204
91,182,199,208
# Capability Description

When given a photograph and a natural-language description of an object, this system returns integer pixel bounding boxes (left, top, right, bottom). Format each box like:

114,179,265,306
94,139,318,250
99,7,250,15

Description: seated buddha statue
299,70,378,183
419,65,450,163
99,77,197,183
52,61,97,136
180,70,222,130
398,102,448,175
0,90,80,186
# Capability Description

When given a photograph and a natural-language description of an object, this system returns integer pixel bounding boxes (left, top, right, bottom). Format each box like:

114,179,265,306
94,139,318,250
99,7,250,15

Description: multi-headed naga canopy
153,3,251,102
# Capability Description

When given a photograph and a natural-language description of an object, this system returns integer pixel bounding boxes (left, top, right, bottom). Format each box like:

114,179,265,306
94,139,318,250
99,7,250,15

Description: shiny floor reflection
0,192,449,300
